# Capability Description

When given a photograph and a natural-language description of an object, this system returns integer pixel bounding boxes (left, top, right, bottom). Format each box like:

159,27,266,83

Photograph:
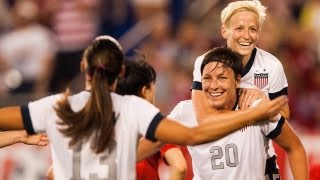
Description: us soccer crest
254,73,268,89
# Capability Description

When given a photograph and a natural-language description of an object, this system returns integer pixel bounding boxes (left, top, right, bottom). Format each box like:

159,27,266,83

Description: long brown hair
55,37,124,153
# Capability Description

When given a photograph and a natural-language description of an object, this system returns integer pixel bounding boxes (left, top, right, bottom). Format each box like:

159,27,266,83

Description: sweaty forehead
203,62,232,75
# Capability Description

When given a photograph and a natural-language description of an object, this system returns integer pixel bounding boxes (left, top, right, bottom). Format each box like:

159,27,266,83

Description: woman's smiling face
222,10,260,61
202,62,240,110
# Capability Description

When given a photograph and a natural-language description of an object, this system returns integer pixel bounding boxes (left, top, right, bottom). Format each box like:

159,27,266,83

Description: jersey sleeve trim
268,87,288,100
266,116,285,139
20,105,36,134
191,81,202,90
146,112,165,142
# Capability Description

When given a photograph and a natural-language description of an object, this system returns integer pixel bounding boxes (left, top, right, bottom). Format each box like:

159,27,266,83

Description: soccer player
116,60,187,180
46,51,187,180
171,47,308,179
0,130,48,148
0,36,286,180
192,1,291,179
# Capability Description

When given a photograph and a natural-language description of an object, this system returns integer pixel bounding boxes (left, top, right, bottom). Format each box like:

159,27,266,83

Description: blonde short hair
221,0,267,30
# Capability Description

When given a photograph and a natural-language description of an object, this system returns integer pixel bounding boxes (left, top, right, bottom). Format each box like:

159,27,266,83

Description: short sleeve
260,114,285,139
268,60,288,99
250,99,285,139
21,94,61,134
191,54,205,90
126,96,164,142
193,55,204,82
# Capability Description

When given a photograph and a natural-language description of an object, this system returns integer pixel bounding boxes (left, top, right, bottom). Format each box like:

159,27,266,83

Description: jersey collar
241,48,257,77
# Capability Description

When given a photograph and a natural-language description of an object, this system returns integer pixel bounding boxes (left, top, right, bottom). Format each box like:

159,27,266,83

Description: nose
209,78,219,90
243,29,250,39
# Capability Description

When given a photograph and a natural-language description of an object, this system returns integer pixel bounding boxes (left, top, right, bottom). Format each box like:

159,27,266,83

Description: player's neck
242,54,251,67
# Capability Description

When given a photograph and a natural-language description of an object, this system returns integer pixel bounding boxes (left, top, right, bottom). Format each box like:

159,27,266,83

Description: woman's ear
140,86,148,99
80,59,86,72
221,25,228,39
118,65,125,77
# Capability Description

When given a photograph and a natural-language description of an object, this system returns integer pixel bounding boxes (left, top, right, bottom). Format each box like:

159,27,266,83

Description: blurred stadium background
0,0,319,179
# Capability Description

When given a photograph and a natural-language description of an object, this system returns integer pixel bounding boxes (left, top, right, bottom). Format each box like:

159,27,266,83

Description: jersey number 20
210,143,239,170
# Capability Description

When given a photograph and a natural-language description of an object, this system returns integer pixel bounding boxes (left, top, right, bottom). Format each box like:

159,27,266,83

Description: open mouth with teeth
238,42,252,46
209,92,223,97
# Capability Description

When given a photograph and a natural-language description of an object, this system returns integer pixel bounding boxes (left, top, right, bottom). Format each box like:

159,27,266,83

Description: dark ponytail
55,37,124,153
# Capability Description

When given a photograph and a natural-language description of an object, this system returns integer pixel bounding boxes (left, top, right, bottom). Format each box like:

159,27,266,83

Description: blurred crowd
0,0,319,131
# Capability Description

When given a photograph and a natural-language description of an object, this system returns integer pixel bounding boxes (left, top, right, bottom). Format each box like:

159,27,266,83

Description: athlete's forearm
0,130,25,148
287,146,308,180
188,108,266,144
192,90,286,139
136,138,163,162
274,121,308,180
192,90,263,139
156,96,286,146
192,90,263,125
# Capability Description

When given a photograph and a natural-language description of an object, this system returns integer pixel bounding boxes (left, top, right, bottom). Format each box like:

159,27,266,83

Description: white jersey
168,100,284,180
192,47,288,167
21,91,164,180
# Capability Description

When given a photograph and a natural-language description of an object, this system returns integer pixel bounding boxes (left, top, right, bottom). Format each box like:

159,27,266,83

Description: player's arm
269,59,291,120
238,88,290,119
154,96,287,145
192,90,287,140
0,130,48,148
0,106,48,148
136,137,164,162
0,106,25,130
279,103,290,120
161,145,187,180
238,88,265,109
272,121,308,180
46,165,54,180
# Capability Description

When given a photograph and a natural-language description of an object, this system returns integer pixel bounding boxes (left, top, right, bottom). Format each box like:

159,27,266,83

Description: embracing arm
0,106,48,148
0,130,48,148
273,121,308,180
154,97,286,146
237,88,290,119
191,90,287,140
0,106,25,130
136,138,164,162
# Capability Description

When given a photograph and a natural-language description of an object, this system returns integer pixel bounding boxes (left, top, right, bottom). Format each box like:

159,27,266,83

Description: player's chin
207,99,225,109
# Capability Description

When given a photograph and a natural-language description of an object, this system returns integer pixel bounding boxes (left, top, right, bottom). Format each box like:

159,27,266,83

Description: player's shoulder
110,93,136,108
256,48,283,66
170,99,196,126
112,93,146,103
31,92,65,105
195,50,211,62
175,99,193,109
111,93,155,112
